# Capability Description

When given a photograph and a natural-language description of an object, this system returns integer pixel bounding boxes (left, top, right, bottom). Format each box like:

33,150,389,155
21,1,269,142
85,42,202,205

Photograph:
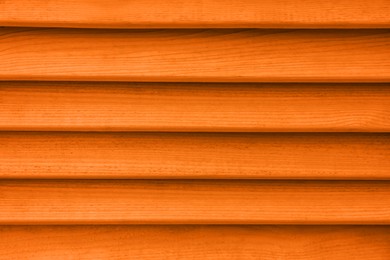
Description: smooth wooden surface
1,132,389,179
1,226,390,259
1,28,390,82
1,0,390,28
1,82,389,132
1,180,390,224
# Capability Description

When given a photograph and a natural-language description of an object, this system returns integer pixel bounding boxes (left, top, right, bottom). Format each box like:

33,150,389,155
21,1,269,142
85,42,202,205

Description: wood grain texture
1,132,389,179
1,180,390,224
1,28,390,82
1,226,390,259
1,0,390,28
1,82,389,132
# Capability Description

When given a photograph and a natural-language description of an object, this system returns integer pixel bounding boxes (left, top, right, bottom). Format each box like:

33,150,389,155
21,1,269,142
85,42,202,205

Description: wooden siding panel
1,0,390,28
0,0,390,256
1,226,390,259
1,132,389,179
1,29,390,82
1,82,389,132
1,180,390,224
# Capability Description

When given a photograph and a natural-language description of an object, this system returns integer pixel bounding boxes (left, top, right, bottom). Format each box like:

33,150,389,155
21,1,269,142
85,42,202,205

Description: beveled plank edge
1,180,390,224
1,28,390,83
1,132,389,180
1,82,389,132
1,0,390,29
1,225,389,260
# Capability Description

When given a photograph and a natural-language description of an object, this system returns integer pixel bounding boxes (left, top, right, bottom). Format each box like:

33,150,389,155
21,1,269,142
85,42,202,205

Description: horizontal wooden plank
1,0,390,28
1,180,390,224
1,226,390,259
1,133,389,179
1,29,390,82
1,82,389,132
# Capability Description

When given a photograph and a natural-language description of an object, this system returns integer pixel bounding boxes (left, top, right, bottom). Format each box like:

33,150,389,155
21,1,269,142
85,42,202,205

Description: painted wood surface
1,132,389,179
1,226,390,259
1,180,390,224
1,0,390,28
1,82,389,132
1,28,390,82
1,1,390,255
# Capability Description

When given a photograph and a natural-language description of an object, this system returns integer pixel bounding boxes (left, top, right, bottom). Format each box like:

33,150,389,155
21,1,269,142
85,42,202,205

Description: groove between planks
1,180,390,224
1,82,389,132
1,226,390,259
1,132,389,179
1,0,390,28
1,28,390,82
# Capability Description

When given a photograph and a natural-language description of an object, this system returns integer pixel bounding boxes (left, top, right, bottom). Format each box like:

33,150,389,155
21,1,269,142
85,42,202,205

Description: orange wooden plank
1,226,390,259
1,82,389,132
1,0,390,28
1,133,389,179
1,180,390,224
1,28,390,82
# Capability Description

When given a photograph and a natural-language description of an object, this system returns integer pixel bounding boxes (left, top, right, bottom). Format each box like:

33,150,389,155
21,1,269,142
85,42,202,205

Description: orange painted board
1,29,390,82
1,180,390,224
1,0,390,28
1,226,390,259
1,133,389,179
1,82,389,132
